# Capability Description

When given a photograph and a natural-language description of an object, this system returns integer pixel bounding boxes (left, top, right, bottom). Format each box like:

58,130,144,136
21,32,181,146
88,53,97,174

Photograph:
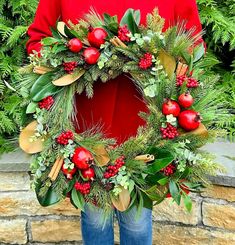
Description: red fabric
26,0,203,144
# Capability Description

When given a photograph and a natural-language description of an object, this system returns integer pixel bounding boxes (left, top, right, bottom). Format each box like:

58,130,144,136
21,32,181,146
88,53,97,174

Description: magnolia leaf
159,50,176,79
52,70,85,86
57,21,67,37
30,72,62,102
92,144,110,166
182,192,192,212
111,187,131,211
120,9,140,34
193,43,205,63
169,180,181,205
19,120,43,154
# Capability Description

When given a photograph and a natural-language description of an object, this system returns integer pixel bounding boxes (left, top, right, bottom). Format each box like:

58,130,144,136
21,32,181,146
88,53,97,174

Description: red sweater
27,0,202,144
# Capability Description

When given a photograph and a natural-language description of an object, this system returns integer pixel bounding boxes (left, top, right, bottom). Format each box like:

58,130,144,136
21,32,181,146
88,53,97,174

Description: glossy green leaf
30,72,62,102
103,13,119,33
145,148,174,174
71,188,85,211
193,43,205,63
169,180,181,205
35,183,62,207
120,9,140,34
182,192,192,212
64,25,79,38
26,102,37,114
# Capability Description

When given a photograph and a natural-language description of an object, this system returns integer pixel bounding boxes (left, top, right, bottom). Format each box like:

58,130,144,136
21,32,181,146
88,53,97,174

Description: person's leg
116,206,152,245
81,204,114,245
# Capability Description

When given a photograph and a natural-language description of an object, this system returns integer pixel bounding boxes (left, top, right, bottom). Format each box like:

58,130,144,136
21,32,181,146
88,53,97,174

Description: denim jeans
81,205,152,245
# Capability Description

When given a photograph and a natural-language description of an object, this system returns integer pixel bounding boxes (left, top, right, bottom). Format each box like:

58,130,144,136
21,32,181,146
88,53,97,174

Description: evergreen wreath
19,8,227,215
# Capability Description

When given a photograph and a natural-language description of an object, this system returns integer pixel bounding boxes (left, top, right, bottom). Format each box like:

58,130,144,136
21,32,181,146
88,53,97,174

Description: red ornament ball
162,99,181,117
81,167,95,180
72,147,93,170
88,27,108,48
178,110,201,131
38,96,54,110
61,164,77,180
178,92,194,108
68,38,83,53
83,47,100,65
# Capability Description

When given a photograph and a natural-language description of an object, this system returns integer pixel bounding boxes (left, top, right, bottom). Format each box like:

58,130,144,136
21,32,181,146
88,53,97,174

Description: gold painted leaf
52,70,85,86
111,188,131,212
159,50,176,79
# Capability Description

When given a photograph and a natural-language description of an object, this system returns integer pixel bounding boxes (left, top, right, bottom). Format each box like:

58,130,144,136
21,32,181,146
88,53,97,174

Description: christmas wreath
19,8,227,215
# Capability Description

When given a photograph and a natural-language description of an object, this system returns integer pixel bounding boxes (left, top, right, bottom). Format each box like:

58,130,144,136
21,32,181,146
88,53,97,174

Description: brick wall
0,171,235,245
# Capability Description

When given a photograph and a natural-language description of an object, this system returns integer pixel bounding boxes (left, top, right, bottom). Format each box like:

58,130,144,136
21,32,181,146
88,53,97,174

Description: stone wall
0,170,235,245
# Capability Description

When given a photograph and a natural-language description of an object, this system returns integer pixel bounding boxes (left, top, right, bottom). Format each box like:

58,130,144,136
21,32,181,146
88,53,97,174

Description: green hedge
0,0,234,153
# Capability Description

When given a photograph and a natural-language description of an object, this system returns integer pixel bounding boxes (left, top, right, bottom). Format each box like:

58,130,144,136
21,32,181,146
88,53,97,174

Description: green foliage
0,0,39,152
197,0,235,139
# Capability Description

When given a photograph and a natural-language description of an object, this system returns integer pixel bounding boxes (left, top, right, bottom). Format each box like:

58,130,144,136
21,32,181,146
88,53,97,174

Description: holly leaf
103,13,119,33
71,188,85,211
120,9,140,34
30,72,62,102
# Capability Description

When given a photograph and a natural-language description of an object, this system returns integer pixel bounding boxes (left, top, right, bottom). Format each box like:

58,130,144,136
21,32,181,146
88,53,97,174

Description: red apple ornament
68,38,83,53
72,147,94,169
178,92,194,108
61,164,77,180
88,27,108,48
162,99,181,117
81,167,95,180
83,47,100,65
178,110,201,131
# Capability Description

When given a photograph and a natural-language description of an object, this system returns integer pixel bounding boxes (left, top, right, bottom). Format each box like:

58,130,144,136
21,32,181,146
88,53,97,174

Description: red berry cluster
118,25,131,42
161,163,176,176
74,182,91,195
176,75,199,88
103,156,125,179
38,96,54,110
138,53,153,70
160,123,179,139
63,61,78,74
56,130,74,145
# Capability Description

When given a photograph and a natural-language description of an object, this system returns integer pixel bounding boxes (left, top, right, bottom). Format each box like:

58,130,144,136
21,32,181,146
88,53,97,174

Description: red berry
63,61,78,74
178,110,201,131
160,123,179,140
118,25,131,42
74,182,91,195
139,53,153,70
38,96,54,110
88,27,108,48
83,47,100,65
162,99,181,117
161,163,176,176
72,147,93,170
178,92,194,108
56,130,74,145
81,167,95,180
68,38,83,53
187,77,199,88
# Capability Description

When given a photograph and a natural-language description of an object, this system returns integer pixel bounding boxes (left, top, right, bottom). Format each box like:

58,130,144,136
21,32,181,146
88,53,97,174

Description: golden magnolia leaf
93,145,110,166
33,66,53,75
52,70,85,86
159,50,176,79
19,121,43,154
111,188,131,212
180,123,208,138
57,21,67,37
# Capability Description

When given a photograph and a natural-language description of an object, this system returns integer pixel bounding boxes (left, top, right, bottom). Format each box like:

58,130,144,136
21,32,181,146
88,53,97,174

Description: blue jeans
81,205,152,245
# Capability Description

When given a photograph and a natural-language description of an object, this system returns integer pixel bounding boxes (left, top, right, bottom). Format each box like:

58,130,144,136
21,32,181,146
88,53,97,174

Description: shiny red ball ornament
72,147,93,170
68,38,83,53
83,47,100,65
88,27,108,48
61,164,77,180
178,92,194,108
162,99,181,117
178,110,201,131
81,167,95,180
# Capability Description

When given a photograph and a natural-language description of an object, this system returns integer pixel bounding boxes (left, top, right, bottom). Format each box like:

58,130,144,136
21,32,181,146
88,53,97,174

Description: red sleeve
26,0,61,55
